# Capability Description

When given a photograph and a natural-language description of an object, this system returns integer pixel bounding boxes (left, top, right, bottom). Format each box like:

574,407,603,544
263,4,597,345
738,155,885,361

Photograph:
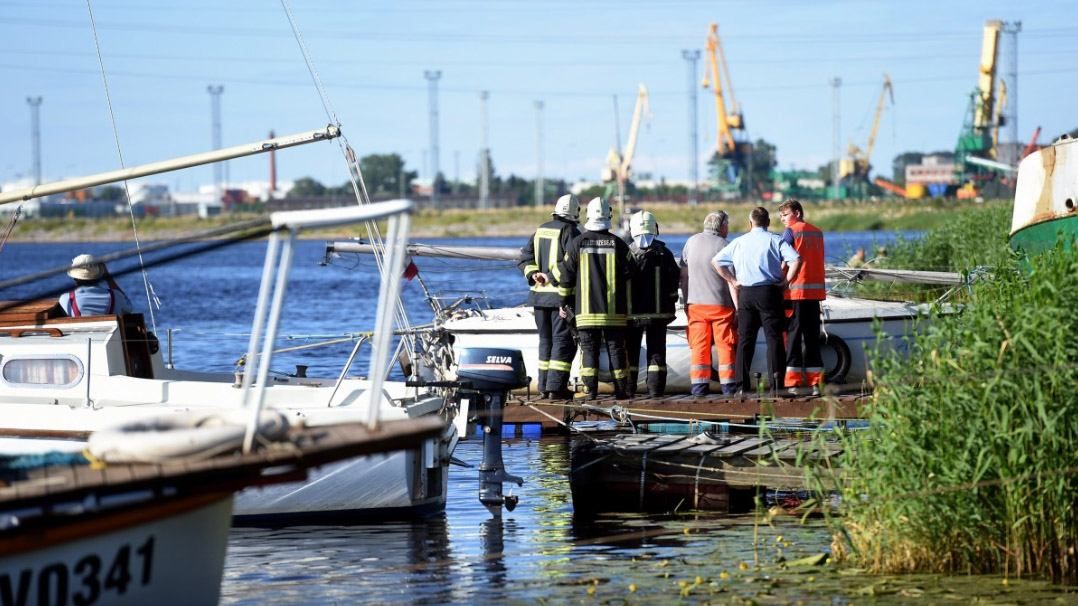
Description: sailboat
327,239,966,394
0,132,466,524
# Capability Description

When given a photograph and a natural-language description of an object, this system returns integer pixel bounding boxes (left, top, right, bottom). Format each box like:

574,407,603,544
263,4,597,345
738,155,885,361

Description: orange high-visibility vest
786,220,826,301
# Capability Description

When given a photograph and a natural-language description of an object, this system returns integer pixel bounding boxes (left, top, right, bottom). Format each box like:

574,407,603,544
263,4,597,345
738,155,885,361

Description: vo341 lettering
1,536,154,606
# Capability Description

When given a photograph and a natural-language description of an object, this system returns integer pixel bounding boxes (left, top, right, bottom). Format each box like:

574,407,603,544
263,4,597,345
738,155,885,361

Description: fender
821,333,852,384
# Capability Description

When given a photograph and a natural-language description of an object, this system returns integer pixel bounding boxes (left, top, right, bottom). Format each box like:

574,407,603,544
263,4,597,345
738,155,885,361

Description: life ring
87,410,290,464
821,333,851,384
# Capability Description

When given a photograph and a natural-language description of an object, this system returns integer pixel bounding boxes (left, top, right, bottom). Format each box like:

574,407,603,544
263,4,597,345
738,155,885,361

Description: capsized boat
1010,132,1078,254
328,240,965,393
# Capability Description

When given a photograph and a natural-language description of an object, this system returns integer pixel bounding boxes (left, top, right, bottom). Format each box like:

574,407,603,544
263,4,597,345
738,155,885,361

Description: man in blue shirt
711,207,801,393
58,253,133,317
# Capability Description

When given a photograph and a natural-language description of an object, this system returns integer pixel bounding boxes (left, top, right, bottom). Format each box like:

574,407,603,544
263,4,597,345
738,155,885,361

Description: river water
3,232,1073,603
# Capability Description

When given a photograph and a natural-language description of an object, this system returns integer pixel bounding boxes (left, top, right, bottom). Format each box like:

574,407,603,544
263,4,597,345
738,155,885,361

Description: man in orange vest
778,200,826,394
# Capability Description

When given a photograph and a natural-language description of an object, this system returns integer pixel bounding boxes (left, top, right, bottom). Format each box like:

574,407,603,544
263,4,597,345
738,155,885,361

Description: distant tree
287,177,326,198
359,153,415,197
95,186,125,201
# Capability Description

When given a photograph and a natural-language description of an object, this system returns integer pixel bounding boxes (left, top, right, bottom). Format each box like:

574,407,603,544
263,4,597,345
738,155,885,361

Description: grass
829,225,1078,584
5,198,1009,241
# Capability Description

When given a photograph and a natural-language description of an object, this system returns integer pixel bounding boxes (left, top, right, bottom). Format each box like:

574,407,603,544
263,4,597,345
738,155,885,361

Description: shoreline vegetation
4,198,1009,242
830,200,1078,584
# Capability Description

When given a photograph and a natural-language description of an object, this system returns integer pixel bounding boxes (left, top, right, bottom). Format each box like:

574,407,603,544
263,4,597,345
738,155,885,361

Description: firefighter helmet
629,210,658,238
552,194,580,221
585,197,610,222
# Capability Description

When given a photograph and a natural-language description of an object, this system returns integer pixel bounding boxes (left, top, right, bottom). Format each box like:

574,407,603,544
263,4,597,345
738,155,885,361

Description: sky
1,0,1075,194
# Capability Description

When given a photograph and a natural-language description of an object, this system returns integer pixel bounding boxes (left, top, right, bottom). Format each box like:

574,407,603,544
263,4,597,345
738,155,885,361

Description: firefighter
518,193,581,399
778,199,826,395
559,197,634,399
626,210,680,398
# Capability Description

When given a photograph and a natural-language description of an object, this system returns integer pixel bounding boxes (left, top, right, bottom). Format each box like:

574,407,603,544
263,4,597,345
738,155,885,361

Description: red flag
402,259,419,281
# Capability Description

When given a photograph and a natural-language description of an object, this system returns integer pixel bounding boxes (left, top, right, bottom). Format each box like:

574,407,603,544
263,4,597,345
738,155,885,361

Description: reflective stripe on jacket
518,216,580,307
785,220,826,301
559,229,634,328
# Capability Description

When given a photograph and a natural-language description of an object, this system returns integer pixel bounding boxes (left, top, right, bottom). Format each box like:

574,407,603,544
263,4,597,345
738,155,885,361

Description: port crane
955,19,1007,197
702,23,750,196
602,83,649,221
840,73,893,182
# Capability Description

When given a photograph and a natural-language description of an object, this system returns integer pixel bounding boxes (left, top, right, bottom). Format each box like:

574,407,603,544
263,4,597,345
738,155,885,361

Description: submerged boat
328,240,964,394
0,158,463,524
1010,132,1078,254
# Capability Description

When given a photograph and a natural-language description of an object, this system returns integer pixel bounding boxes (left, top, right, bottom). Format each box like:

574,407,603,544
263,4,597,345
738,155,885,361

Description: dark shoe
690,386,710,398
648,391,664,399
720,385,738,396
548,389,575,400
541,391,554,400
613,391,630,400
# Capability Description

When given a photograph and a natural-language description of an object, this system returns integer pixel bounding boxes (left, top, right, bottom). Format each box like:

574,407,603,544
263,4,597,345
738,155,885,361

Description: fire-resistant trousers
785,299,823,387
686,304,738,396
534,306,575,393
627,322,668,397
736,285,787,392
577,327,630,398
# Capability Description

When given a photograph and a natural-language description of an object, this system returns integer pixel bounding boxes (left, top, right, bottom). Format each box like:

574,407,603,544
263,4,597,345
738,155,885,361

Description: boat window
1,356,84,387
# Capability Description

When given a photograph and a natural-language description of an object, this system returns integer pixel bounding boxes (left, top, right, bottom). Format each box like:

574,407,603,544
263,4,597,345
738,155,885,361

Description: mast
0,126,340,205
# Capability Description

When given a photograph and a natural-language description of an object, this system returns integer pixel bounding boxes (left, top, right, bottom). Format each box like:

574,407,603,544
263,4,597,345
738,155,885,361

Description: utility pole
453,149,460,196
1002,21,1022,165
682,50,701,206
534,100,544,207
830,77,842,200
207,85,224,202
478,90,490,209
26,96,43,186
424,70,442,210
612,94,625,218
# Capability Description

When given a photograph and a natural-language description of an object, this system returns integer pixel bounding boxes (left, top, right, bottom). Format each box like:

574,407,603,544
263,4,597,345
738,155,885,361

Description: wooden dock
485,392,868,432
570,432,842,515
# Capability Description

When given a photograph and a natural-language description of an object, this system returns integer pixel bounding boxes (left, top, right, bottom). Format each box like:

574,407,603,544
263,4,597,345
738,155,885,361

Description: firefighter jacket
518,216,581,308
783,219,826,301
628,239,680,325
558,229,634,328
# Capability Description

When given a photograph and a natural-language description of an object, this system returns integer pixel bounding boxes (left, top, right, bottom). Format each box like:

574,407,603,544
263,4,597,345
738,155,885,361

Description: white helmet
585,197,610,222
629,210,658,238
552,194,580,221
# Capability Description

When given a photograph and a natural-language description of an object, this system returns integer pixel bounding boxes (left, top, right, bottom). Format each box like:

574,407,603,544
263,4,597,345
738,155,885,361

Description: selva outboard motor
456,347,528,514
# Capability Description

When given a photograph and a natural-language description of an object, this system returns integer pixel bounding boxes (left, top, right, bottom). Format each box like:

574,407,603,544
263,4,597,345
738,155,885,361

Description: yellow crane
702,23,744,156
840,73,894,180
602,83,649,220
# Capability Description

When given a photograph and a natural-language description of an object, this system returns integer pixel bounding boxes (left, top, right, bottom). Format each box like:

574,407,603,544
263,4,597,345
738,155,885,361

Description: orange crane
840,74,893,181
702,23,749,195
1022,126,1042,159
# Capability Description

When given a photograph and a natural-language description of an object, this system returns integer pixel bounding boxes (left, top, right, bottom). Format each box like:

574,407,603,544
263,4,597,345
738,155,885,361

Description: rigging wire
84,0,161,333
0,206,22,254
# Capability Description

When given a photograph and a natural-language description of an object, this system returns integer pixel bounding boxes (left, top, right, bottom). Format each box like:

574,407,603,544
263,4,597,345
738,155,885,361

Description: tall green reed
835,242,1078,583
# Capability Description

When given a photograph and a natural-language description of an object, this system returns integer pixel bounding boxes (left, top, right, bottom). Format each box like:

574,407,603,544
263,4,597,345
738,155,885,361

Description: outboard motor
456,347,528,515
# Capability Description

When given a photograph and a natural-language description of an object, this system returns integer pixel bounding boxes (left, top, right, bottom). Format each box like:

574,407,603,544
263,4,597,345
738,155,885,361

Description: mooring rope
84,0,160,333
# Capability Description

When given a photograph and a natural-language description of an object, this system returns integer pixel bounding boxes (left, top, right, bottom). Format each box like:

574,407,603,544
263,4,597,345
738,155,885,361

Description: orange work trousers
687,304,737,395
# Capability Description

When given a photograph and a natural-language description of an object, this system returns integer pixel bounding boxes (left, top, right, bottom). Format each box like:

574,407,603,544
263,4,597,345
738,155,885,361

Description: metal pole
453,149,460,197
479,90,490,209
831,77,842,200
612,94,624,218
26,96,43,186
207,85,224,203
534,100,544,207
1002,21,1022,165
424,70,442,210
681,50,700,206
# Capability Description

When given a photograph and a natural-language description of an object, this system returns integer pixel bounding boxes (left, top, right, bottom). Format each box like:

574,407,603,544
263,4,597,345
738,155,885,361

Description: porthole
1,355,84,388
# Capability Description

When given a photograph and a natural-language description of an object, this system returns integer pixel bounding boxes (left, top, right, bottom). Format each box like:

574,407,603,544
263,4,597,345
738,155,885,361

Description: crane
840,74,894,181
702,23,750,196
601,83,649,221
955,19,1005,195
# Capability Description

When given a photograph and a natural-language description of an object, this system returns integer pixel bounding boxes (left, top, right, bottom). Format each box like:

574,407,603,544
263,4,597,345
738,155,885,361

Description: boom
702,23,744,155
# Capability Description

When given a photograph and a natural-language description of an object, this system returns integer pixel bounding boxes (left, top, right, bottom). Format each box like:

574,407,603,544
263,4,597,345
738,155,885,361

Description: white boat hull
444,297,924,392
0,495,233,606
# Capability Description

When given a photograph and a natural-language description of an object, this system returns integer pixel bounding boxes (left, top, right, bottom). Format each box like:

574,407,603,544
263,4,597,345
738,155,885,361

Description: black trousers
534,307,575,392
785,299,823,385
736,284,787,391
627,322,668,397
577,327,629,397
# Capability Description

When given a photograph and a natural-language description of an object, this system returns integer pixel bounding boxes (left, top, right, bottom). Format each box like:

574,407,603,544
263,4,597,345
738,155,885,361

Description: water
8,232,1072,603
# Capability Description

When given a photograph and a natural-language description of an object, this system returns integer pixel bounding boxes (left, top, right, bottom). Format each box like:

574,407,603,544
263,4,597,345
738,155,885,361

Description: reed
834,239,1078,584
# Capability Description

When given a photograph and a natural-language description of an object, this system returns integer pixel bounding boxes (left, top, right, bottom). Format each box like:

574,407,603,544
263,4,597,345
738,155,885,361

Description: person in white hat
625,210,680,398
517,193,581,399
58,254,133,317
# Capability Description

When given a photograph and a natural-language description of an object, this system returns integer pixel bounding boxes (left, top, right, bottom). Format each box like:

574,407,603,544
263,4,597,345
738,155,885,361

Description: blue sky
0,0,1074,194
